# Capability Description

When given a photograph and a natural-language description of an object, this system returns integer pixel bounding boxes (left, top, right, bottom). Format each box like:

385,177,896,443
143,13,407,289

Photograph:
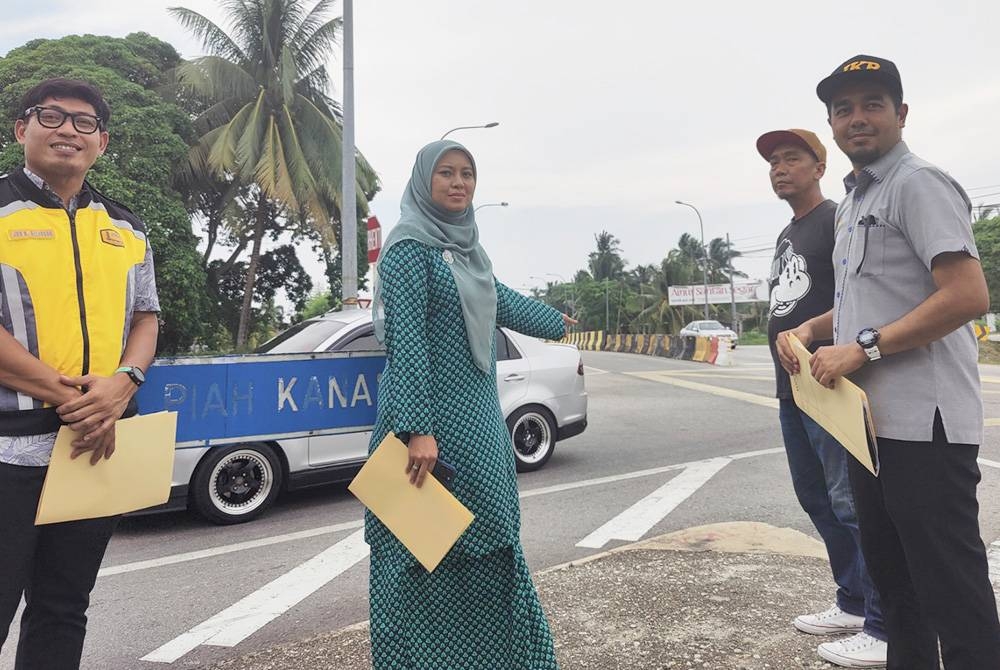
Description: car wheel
190,443,283,525
507,405,557,472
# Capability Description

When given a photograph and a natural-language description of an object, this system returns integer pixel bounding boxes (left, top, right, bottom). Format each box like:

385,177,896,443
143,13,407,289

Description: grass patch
980,340,1000,365
740,329,769,346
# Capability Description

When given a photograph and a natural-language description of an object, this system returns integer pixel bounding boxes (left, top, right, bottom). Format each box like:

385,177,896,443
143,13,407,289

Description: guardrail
560,331,734,365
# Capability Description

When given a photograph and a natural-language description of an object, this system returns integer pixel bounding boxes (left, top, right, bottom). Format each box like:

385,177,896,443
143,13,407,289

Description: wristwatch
856,328,882,362
115,365,146,387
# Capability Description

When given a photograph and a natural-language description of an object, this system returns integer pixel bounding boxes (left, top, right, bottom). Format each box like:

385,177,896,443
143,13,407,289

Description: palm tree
588,231,626,281
170,0,379,347
706,237,747,283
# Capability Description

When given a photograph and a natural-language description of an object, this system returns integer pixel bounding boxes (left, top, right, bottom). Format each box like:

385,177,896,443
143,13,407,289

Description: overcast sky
3,0,999,299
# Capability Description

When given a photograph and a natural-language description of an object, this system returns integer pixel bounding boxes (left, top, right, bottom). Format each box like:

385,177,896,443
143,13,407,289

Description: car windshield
256,319,348,354
699,321,726,330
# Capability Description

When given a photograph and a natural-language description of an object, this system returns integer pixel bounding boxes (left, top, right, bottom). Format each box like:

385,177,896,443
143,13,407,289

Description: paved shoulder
200,522,840,670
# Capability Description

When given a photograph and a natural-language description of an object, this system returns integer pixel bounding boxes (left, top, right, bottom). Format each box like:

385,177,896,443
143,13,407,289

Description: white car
679,320,738,346
162,309,588,524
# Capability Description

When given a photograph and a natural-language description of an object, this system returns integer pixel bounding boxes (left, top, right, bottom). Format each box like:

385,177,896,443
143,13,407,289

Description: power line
731,233,775,243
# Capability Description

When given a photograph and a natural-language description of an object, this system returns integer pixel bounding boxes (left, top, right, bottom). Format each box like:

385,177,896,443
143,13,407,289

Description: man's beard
845,145,882,167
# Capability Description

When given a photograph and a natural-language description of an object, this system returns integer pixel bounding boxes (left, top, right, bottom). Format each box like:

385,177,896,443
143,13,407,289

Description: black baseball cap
816,55,903,105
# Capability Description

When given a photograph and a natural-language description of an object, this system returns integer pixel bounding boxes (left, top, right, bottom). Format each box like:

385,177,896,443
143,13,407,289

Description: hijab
373,140,497,372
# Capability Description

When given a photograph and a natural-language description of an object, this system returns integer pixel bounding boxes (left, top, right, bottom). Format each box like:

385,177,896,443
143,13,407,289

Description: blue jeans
779,399,885,640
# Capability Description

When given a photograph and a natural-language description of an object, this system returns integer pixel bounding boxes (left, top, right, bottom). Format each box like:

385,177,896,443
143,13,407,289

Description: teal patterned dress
367,239,565,669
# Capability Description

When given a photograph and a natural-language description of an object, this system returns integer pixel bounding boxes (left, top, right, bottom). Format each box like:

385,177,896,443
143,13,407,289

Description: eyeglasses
23,106,103,135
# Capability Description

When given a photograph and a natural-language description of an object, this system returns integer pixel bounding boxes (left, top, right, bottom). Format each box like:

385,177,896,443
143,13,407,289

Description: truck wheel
507,405,557,473
190,443,283,525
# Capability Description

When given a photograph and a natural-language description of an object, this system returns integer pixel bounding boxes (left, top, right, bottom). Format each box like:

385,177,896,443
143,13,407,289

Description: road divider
561,331,734,365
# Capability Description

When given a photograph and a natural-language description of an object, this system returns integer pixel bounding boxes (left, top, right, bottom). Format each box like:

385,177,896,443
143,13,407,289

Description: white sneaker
794,604,865,635
817,632,888,668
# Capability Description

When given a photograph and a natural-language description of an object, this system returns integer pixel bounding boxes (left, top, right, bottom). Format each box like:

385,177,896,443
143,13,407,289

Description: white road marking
519,463,686,499
103,451,786,581
988,541,1000,588
730,447,785,460
576,457,731,549
100,520,363,578
979,458,1000,469
986,418,1000,427
141,529,369,663
134,446,790,664
583,365,609,375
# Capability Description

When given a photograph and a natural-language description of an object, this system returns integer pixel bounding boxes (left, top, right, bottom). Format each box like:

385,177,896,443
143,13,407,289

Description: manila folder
787,335,879,475
36,412,178,525
349,433,474,572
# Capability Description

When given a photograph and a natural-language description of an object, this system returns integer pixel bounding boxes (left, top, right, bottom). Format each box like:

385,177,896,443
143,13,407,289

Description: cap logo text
843,60,881,72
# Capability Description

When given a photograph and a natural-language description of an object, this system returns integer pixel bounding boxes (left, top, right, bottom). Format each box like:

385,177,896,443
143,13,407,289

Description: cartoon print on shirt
769,240,812,318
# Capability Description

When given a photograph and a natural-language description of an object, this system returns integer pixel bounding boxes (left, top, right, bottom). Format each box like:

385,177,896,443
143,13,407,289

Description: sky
3,0,999,301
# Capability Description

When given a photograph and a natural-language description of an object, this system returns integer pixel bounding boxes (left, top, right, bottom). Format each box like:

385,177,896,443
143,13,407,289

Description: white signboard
668,282,769,306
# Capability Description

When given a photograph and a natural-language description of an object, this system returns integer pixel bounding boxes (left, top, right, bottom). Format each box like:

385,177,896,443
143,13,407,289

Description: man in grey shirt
777,55,1000,669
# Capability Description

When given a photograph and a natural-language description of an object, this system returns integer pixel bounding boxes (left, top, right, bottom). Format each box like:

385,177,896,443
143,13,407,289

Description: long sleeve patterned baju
367,239,564,669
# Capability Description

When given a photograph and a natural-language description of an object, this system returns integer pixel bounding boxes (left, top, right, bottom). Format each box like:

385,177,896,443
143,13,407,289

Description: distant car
171,309,588,524
679,320,738,348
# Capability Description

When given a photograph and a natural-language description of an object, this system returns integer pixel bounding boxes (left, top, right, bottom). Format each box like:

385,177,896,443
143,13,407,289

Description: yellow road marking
631,370,1000,428
656,372,775,381
627,371,779,409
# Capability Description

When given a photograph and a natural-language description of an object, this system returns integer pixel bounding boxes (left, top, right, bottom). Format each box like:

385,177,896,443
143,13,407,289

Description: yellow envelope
788,335,879,475
348,433,474,572
35,412,178,524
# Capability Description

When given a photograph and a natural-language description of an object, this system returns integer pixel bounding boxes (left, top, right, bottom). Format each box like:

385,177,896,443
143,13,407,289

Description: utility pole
340,0,358,308
727,232,737,334
605,282,610,333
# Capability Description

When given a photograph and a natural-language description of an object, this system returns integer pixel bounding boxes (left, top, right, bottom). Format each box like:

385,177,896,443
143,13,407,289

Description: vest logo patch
100,229,125,247
8,229,55,240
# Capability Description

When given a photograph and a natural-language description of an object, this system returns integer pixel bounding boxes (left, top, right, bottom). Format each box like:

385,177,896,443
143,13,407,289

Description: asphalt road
4,345,1000,670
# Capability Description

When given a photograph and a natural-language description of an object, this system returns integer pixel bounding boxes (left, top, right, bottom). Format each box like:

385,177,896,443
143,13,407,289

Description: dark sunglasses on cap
23,105,103,134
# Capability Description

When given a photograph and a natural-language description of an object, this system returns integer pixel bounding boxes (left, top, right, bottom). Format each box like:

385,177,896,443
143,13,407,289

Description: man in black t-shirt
758,129,886,667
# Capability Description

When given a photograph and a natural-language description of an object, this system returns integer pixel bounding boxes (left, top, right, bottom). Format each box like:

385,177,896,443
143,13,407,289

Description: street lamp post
440,122,500,140
341,0,358,308
675,200,710,319
474,201,509,212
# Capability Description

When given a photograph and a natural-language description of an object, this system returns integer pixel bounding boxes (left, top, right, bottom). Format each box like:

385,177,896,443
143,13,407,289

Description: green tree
974,215,1000,310
0,33,210,353
170,0,380,347
207,243,311,348
298,290,333,320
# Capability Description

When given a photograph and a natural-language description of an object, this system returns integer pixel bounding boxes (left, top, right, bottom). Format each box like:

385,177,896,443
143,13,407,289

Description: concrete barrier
560,331,732,366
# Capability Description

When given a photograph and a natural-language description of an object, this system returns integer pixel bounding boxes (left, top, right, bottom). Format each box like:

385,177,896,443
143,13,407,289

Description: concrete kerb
201,523,832,670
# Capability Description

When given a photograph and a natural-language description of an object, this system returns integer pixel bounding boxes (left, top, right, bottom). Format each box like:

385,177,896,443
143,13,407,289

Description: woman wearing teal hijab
367,140,573,669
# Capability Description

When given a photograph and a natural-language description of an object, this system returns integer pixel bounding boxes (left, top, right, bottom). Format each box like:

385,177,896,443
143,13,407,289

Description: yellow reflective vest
0,168,150,435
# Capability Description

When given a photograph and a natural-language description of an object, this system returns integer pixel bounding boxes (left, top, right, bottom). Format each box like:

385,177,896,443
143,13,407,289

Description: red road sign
366,216,382,263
